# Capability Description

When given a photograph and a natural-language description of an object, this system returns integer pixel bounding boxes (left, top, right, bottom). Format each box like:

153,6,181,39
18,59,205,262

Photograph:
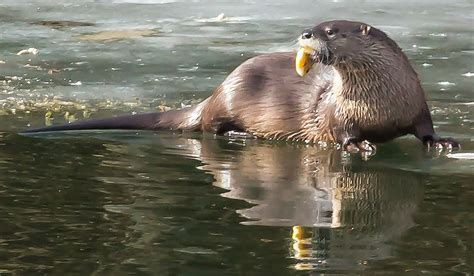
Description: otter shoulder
235,52,295,73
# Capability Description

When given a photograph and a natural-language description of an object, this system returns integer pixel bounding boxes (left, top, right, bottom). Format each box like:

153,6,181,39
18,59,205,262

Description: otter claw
425,137,460,152
343,139,377,155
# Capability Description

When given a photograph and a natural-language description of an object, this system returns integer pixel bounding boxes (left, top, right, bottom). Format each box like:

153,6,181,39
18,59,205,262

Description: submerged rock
75,29,159,42
33,20,96,29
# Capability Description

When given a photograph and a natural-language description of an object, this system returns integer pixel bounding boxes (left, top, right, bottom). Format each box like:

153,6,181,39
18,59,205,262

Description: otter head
296,20,398,76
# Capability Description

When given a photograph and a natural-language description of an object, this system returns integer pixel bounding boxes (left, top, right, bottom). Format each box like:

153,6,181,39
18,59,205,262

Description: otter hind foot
223,130,257,140
424,136,460,152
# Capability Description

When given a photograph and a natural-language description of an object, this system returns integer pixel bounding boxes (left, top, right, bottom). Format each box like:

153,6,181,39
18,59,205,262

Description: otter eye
326,29,335,36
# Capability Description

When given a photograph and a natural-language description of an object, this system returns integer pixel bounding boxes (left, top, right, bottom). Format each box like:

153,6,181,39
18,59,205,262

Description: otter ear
360,24,371,36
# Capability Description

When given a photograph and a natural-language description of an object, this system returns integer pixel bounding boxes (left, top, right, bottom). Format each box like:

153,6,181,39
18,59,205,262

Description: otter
22,20,459,151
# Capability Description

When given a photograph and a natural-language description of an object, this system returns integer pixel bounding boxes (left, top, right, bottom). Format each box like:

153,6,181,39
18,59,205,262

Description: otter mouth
295,38,330,77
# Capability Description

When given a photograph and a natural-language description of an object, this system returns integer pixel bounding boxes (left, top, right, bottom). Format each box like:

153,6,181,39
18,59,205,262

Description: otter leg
335,121,376,153
206,116,249,138
413,110,460,150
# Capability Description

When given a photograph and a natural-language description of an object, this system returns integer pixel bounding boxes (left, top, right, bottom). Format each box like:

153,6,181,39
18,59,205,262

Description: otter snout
296,31,330,76
301,29,313,39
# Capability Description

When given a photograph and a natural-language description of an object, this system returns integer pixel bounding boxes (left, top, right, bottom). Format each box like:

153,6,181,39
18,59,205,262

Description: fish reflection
156,136,424,269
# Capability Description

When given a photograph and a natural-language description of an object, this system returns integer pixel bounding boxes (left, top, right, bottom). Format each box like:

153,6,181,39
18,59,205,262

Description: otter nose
301,29,313,39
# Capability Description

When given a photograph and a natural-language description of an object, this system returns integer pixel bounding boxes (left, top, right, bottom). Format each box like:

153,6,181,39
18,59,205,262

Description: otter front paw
343,138,377,153
424,136,460,151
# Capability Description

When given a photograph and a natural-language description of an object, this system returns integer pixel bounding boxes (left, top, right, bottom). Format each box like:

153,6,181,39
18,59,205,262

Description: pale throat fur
312,54,426,143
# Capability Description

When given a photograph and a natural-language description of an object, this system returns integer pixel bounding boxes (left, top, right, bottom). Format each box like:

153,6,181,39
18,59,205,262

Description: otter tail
21,99,208,134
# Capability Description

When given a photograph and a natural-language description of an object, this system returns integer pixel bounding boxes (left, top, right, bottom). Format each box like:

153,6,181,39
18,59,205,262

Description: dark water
0,0,473,275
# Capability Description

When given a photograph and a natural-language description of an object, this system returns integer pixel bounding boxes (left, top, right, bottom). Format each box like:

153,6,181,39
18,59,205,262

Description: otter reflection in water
155,135,424,268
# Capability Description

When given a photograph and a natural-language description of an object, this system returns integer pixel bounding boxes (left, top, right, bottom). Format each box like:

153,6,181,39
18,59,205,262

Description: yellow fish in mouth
295,46,316,77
